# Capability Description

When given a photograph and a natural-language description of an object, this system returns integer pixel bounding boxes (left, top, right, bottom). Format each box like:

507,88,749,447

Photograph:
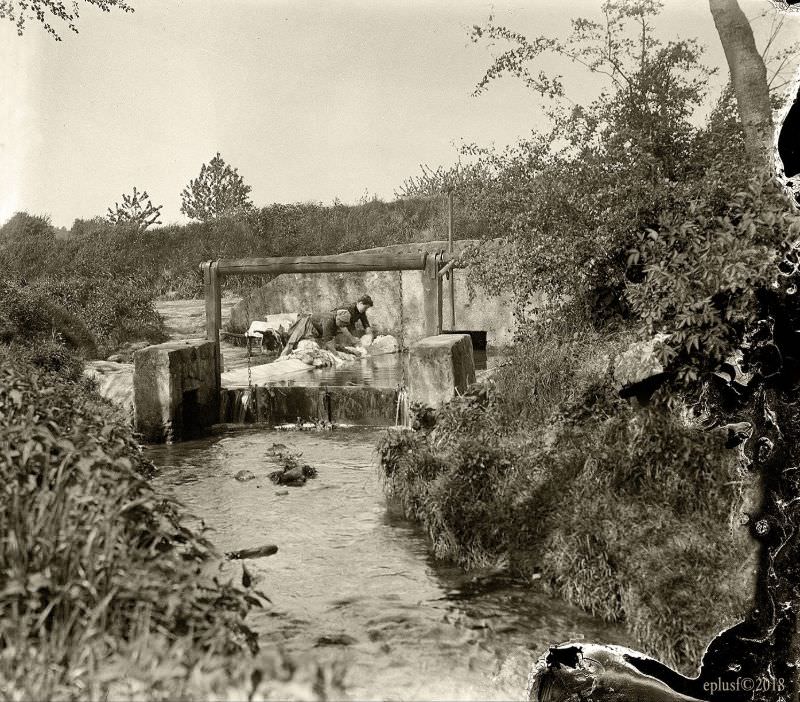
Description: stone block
408,334,475,407
133,339,219,443
612,333,669,399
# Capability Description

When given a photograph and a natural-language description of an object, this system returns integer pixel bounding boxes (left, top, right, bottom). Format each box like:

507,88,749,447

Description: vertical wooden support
422,253,443,337
201,260,222,419
447,191,456,330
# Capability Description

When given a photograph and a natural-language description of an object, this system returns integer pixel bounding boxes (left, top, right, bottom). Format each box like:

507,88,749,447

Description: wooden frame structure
200,251,447,398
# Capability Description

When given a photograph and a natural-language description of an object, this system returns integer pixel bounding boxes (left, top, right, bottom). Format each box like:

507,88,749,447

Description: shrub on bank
0,275,166,359
377,329,750,672
0,348,252,696
0,280,100,357
34,275,167,348
0,347,342,699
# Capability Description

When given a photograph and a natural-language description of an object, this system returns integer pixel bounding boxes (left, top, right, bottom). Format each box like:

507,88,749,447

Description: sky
1,0,798,228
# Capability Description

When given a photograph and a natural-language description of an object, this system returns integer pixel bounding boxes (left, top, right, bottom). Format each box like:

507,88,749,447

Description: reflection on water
245,349,496,388
147,427,631,700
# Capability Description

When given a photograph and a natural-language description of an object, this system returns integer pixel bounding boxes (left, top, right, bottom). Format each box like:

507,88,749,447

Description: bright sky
1,0,797,228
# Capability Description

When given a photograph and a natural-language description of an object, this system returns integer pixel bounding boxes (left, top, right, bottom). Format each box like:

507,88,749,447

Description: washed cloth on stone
280,338,364,367
246,314,299,341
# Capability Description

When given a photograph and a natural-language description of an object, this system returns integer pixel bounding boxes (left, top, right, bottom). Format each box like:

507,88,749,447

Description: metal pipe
437,258,458,278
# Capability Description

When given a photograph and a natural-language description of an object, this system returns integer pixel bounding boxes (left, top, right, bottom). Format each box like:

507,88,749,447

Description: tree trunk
708,0,773,169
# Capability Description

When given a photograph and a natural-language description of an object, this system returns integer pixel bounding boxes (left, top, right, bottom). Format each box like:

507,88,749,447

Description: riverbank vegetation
0,203,350,696
379,323,749,670
0,293,342,698
380,0,800,676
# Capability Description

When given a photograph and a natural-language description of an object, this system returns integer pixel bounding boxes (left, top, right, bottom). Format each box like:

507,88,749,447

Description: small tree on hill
179,153,253,222
106,186,162,231
1,0,133,40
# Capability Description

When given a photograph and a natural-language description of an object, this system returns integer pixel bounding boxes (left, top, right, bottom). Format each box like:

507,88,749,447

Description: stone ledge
408,334,475,407
133,339,219,443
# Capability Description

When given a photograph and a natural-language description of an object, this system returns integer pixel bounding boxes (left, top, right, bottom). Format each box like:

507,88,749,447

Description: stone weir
133,334,475,442
220,385,400,427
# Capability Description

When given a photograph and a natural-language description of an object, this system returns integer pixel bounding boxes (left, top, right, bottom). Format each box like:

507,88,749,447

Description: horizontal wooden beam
215,252,430,276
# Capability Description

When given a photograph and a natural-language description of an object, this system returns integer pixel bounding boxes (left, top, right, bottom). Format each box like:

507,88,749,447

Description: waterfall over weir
219,349,494,428
220,383,399,427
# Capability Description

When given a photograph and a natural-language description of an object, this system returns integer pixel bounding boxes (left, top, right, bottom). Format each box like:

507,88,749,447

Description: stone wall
227,240,516,347
408,334,476,407
133,339,219,443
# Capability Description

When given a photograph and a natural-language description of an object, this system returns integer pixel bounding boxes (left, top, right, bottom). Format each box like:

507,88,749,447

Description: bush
0,276,165,359
490,308,633,427
33,275,167,349
0,280,100,358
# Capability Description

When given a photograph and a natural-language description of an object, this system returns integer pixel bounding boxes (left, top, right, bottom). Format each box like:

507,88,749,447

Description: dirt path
154,297,268,373
154,297,241,339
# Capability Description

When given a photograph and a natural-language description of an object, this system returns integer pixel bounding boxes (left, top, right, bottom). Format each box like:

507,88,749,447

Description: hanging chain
246,333,253,390
398,268,405,369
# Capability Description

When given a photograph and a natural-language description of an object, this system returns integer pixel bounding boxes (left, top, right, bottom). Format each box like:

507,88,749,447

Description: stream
147,426,633,700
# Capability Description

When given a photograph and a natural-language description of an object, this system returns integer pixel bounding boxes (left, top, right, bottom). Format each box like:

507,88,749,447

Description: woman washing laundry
280,309,361,357
334,294,374,345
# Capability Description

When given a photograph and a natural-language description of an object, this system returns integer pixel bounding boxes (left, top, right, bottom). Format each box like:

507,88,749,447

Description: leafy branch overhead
106,186,163,232
470,0,712,102
1,0,133,40
180,153,254,223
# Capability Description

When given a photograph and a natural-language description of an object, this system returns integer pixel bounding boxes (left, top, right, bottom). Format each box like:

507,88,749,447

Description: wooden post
447,191,455,330
422,253,443,337
201,260,222,416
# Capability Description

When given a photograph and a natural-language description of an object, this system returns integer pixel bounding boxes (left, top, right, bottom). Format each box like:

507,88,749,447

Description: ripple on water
146,426,633,700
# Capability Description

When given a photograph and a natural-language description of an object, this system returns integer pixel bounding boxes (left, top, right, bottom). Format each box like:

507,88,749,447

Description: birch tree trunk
708,0,774,169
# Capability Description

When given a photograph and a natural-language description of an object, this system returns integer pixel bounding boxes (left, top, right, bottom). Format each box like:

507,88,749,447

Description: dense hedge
1,196,481,299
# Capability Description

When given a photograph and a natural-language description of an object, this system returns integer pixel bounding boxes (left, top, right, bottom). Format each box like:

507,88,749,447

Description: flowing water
147,427,632,701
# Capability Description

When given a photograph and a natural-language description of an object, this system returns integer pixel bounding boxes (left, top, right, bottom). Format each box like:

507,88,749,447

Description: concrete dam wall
227,240,516,347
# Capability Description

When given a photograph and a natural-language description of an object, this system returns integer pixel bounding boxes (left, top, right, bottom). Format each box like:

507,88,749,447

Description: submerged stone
235,470,256,482
226,544,279,560
315,633,358,647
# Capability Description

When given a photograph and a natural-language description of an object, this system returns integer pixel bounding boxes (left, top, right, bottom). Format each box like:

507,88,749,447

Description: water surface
147,427,631,700
225,349,500,388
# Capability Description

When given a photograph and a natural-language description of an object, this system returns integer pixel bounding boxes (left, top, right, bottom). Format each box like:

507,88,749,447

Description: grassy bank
377,317,752,672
